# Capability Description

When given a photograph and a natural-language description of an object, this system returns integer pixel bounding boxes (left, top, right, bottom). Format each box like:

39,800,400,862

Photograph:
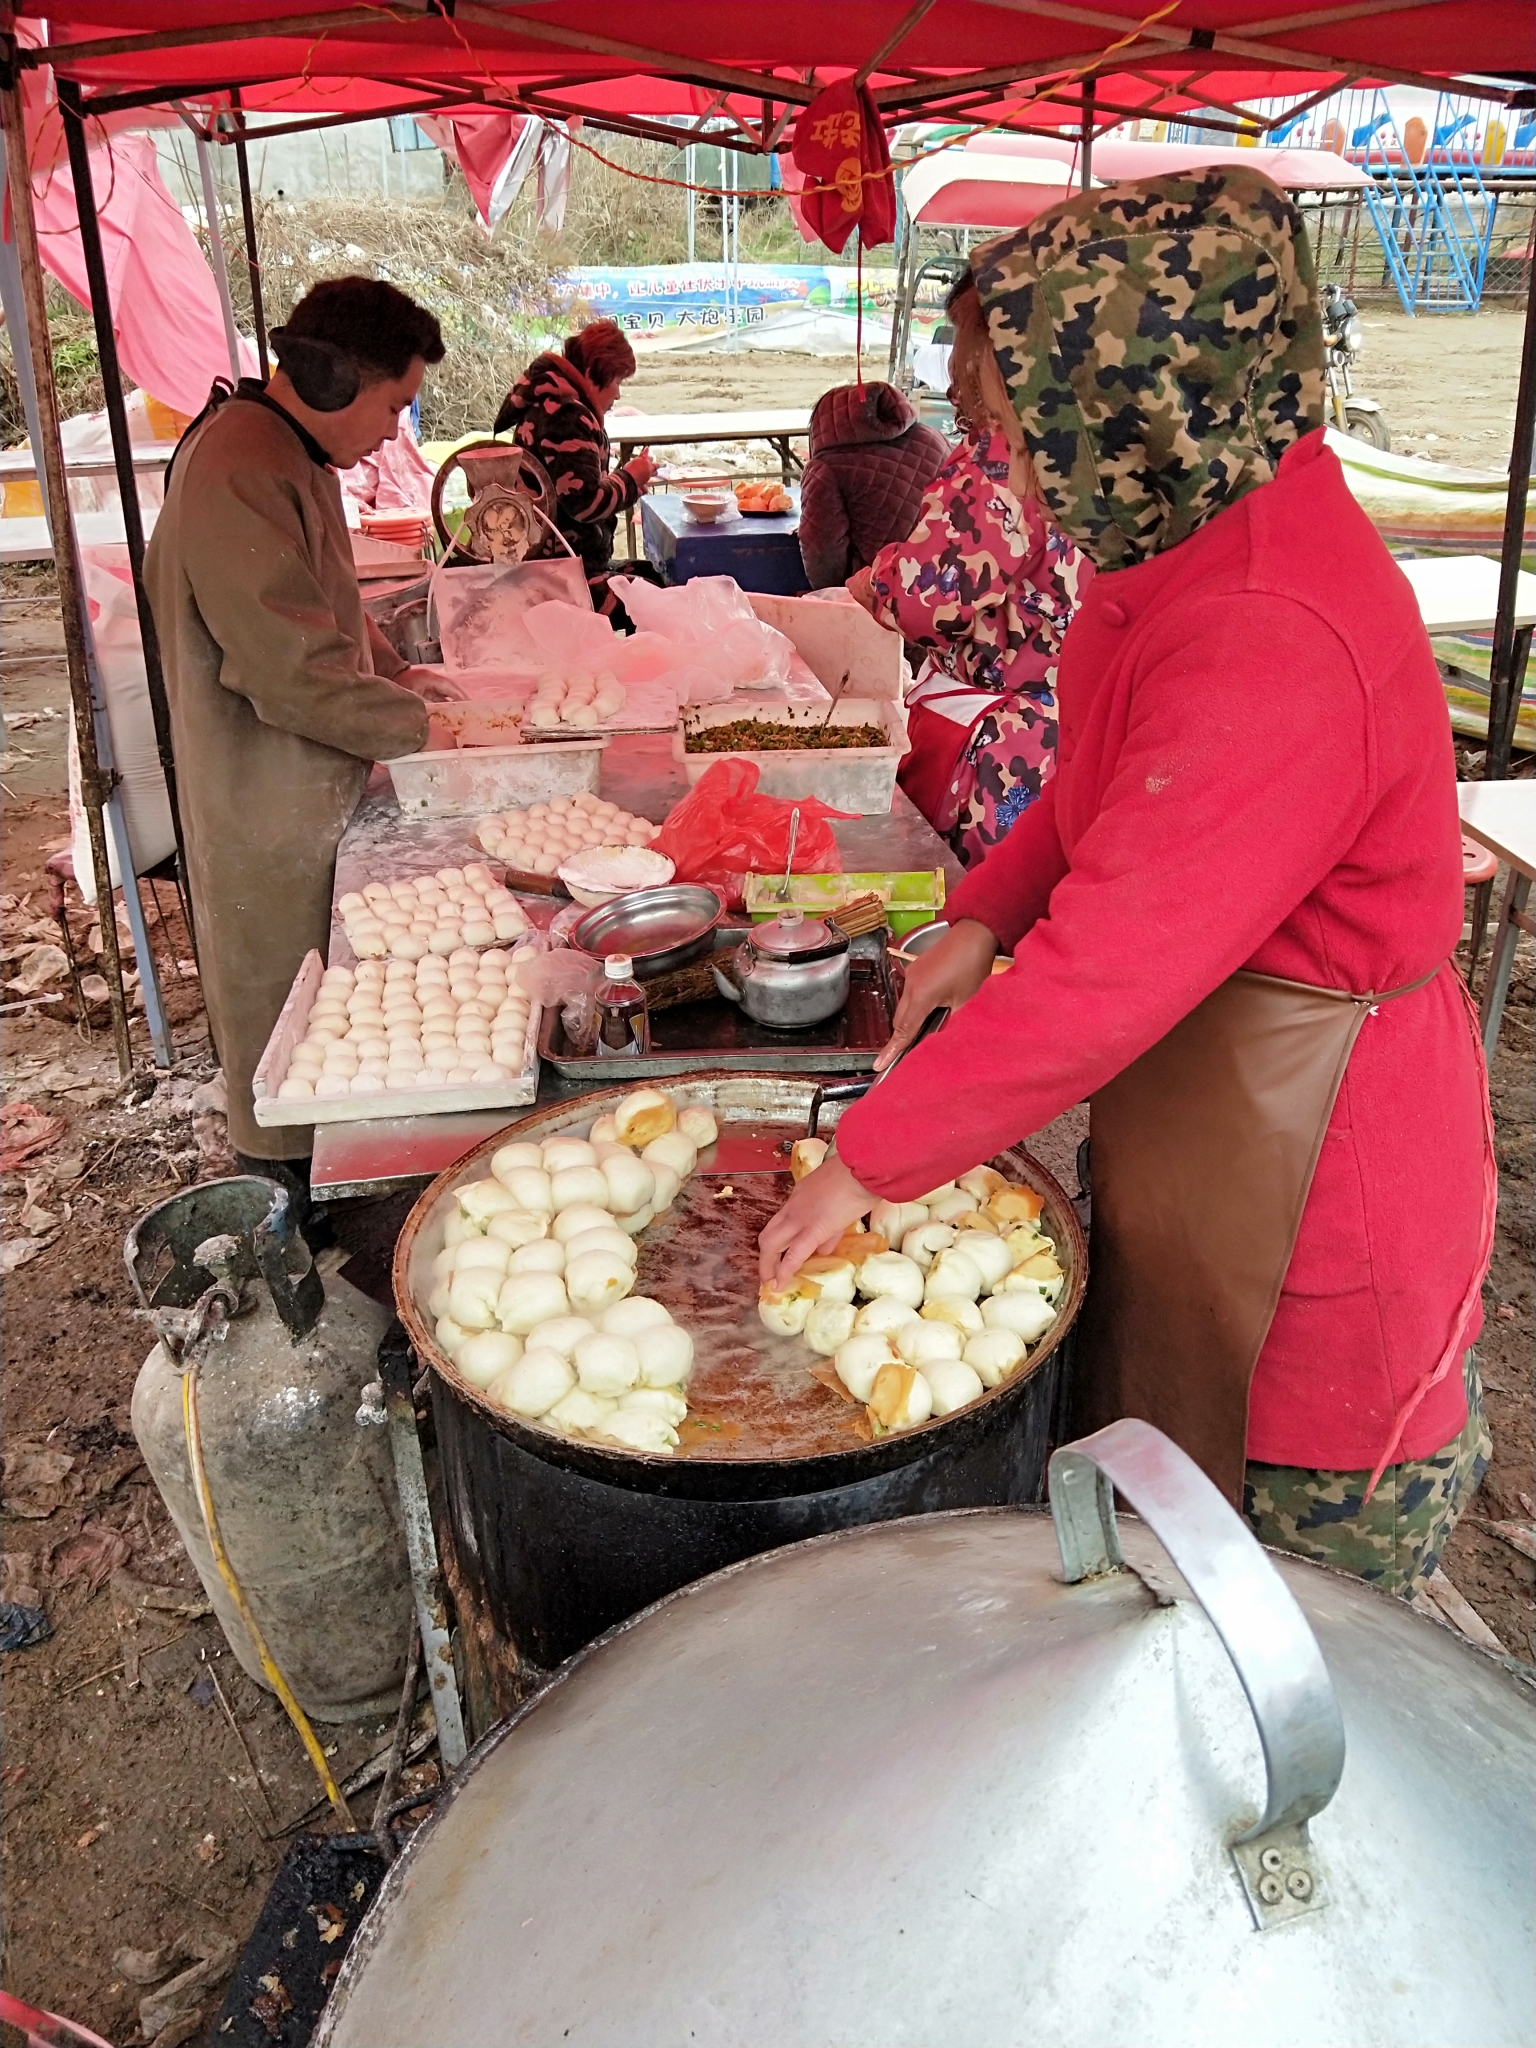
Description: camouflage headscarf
974,168,1326,571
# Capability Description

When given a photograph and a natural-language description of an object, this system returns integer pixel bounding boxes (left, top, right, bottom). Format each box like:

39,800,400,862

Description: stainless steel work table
310,733,962,1200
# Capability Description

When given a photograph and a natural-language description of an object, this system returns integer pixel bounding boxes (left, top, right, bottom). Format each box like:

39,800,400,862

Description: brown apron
1070,965,1440,1505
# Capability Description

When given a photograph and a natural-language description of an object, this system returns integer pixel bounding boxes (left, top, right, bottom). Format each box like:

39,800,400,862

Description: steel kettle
712,907,851,1027
318,1422,1535,2047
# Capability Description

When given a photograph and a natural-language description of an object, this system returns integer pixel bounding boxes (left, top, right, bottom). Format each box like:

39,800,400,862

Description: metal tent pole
176,107,243,380
1,88,135,1077
1486,254,1536,780
1081,78,1096,191
231,94,270,379
56,84,193,917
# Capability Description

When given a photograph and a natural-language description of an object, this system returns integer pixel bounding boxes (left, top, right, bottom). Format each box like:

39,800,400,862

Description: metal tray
536,934,901,1080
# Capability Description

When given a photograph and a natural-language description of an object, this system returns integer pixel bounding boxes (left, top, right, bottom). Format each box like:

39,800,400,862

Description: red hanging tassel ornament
790,80,896,256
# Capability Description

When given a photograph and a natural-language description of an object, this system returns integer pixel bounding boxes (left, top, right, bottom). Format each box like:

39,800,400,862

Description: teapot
713,908,850,1028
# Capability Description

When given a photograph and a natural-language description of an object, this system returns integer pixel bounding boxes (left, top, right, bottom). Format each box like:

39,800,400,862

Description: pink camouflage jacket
870,431,1091,863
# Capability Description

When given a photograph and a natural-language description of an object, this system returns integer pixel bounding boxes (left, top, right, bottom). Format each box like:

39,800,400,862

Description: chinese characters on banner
790,80,897,253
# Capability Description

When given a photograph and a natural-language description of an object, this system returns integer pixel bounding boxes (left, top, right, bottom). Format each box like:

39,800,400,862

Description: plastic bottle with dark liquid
595,953,650,1056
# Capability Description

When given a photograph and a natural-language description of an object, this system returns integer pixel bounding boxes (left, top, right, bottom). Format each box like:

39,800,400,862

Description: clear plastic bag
510,945,606,1052
519,599,624,671
618,576,796,692
432,557,593,671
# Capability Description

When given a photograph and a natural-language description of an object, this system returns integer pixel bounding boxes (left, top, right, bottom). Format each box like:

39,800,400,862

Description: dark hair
944,267,976,316
564,319,636,390
284,276,444,381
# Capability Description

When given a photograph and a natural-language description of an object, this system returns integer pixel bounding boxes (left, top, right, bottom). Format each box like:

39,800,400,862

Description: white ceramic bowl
557,845,676,907
682,493,732,525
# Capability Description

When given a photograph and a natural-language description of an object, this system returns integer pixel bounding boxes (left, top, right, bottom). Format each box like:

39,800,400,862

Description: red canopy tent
1,2,1532,1074
9,3,1534,160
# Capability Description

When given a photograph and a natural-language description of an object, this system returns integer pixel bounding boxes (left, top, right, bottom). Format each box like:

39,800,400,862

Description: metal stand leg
1479,869,1532,1061
377,1323,468,1769
101,811,174,1067
1467,876,1495,989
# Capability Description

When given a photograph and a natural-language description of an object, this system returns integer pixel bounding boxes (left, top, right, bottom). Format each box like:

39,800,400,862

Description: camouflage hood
974,167,1325,571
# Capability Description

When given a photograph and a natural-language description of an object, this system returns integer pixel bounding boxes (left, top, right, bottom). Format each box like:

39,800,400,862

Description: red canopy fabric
14,2,1531,136
26,132,258,413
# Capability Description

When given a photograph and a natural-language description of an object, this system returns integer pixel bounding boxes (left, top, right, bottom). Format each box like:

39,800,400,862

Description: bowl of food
557,845,677,908
681,491,733,525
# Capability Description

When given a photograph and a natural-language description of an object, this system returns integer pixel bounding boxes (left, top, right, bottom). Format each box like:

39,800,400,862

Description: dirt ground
621,303,1528,471
3,303,1532,2040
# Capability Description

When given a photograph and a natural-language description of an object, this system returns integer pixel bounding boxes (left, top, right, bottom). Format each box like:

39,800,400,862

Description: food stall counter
309,734,963,1198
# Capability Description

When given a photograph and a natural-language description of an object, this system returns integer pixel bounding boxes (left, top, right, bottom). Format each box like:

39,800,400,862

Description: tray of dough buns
252,946,541,1126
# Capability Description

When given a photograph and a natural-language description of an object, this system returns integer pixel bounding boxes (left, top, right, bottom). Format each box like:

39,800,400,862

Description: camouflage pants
1243,1355,1491,1600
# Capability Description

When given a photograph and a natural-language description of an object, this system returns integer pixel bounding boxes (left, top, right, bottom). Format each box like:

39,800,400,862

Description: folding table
1457,779,1536,1059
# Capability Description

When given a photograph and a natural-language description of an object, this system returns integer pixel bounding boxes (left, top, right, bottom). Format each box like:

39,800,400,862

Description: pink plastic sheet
25,133,257,416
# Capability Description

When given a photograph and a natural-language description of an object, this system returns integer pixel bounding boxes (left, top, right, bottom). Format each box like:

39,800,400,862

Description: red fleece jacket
836,432,1491,1472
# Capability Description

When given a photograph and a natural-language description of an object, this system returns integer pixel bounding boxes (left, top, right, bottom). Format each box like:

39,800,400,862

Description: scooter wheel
1344,405,1391,451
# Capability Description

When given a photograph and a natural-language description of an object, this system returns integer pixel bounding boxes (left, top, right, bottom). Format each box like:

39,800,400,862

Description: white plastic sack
618,576,797,696
69,545,175,906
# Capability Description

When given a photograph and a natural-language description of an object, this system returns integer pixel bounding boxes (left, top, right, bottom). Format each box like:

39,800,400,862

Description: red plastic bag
653,760,854,906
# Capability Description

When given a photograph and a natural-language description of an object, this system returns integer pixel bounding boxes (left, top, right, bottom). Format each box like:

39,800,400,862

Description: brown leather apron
1070,964,1440,1505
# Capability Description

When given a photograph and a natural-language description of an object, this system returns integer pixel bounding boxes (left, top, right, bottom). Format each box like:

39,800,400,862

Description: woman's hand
876,918,999,1073
625,448,658,491
758,1154,875,1290
844,566,877,613
398,665,469,704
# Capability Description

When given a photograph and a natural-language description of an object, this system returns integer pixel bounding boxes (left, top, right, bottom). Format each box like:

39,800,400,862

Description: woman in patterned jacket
850,274,1091,866
495,320,657,625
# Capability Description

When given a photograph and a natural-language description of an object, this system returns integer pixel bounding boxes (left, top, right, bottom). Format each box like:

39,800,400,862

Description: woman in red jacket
761,169,1494,1597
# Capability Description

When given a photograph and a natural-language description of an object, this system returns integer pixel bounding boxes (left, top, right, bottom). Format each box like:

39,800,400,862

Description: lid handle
1049,1419,1345,1844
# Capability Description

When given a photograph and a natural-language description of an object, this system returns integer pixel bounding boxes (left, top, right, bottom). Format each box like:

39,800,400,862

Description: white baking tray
251,949,541,1127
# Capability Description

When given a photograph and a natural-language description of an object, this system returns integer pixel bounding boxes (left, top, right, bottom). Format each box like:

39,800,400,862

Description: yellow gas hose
181,1361,354,1827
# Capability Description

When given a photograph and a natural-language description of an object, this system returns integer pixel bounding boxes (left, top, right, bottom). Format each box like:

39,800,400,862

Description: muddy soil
4,295,1533,2038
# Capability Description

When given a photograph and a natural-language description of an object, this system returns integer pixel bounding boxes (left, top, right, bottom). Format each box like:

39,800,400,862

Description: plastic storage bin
386,736,609,820
673,698,908,816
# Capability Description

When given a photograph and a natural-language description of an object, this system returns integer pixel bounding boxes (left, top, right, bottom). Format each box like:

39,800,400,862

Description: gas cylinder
128,1177,412,1722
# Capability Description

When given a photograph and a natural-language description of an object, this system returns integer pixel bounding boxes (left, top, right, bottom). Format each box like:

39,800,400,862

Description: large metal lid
319,1426,1535,2048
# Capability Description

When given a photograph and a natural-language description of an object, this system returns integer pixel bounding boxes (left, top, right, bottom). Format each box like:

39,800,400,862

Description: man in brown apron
146,278,463,1184
760,170,1493,1599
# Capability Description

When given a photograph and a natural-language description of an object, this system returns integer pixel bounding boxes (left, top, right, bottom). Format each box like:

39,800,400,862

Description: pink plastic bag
652,760,853,906
619,576,796,693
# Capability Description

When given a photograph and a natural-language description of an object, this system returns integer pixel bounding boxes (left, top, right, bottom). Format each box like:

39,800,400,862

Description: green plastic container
742,870,947,938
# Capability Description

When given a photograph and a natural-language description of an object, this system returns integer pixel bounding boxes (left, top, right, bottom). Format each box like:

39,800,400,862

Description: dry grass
542,135,690,267
223,193,563,440
0,283,120,447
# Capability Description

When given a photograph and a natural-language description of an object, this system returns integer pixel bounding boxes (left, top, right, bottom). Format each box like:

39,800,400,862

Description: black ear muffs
270,327,362,412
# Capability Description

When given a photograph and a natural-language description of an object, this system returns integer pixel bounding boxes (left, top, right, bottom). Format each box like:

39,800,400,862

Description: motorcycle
1322,281,1391,449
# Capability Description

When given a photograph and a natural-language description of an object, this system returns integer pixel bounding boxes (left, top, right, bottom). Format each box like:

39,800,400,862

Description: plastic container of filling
674,697,909,816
